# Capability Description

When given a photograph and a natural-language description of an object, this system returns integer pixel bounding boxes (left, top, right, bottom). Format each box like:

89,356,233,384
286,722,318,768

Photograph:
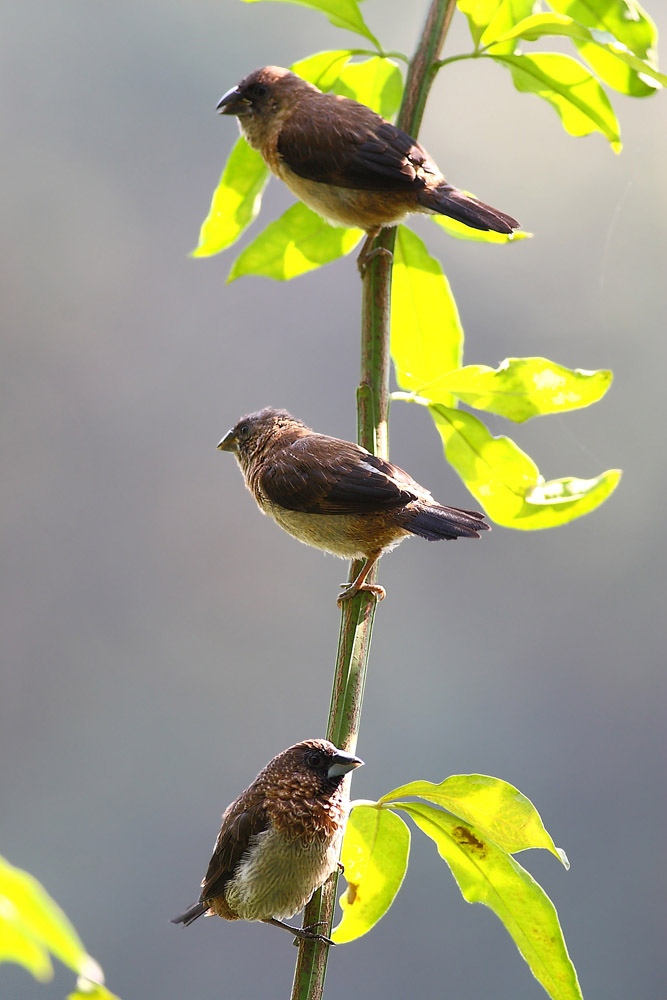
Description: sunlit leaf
480,0,536,53
457,0,506,47
431,214,531,243
291,50,353,90
241,0,380,47
398,804,584,1000
0,855,104,986
487,13,667,92
423,401,621,528
382,775,568,864
69,982,121,1000
491,52,622,150
192,138,269,257
549,0,657,60
228,203,362,281
391,226,463,408
335,57,403,117
416,357,612,422
332,805,410,943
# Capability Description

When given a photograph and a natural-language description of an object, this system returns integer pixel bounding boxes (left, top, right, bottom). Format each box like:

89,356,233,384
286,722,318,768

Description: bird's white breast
224,825,342,921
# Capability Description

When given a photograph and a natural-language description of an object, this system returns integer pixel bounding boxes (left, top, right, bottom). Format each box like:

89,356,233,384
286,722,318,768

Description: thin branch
289,2,458,997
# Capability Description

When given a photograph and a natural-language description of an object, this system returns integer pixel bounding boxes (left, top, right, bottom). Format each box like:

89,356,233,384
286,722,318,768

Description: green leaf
416,357,613,422
332,805,410,943
0,855,104,985
335,57,404,117
548,0,657,60
431,214,531,243
291,50,353,90
228,203,362,281
491,51,621,150
241,0,380,47
424,401,621,528
480,0,537,53
69,983,121,1000
391,227,463,408
457,0,506,48
487,13,667,92
192,138,269,257
397,803,584,1000
381,775,568,865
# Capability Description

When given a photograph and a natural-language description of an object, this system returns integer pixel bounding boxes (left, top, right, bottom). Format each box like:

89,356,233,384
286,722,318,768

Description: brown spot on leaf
346,882,359,904
452,826,487,857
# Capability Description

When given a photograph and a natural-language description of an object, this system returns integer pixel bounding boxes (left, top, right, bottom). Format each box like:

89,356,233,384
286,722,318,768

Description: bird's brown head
217,66,318,136
266,739,364,797
217,407,308,470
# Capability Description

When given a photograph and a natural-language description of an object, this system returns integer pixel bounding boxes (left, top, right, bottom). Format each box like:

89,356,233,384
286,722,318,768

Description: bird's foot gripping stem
337,556,385,607
264,917,335,946
356,228,393,276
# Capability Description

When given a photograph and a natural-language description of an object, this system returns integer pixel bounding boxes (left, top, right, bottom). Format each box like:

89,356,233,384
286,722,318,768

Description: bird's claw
357,246,393,277
291,923,336,947
336,582,386,607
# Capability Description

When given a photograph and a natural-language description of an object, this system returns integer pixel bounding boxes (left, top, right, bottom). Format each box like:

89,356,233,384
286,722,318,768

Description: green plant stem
289,3,457,998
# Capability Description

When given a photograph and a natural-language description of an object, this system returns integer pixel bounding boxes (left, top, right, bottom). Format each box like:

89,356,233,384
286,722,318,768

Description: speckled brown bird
217,407,490,604
172,739,363,945
217,65,520,268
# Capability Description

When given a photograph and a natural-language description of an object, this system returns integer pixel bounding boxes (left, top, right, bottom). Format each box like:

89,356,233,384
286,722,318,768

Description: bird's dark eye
236,422,250,440
306,751,324,769
252,83,268,98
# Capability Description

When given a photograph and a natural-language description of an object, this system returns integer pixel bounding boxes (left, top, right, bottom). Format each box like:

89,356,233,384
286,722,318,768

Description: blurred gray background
1,2,665,998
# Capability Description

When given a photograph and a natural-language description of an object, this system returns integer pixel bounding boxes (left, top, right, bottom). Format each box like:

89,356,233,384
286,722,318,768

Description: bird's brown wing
259,435,420,514
277,98,439,192
200,800,268,902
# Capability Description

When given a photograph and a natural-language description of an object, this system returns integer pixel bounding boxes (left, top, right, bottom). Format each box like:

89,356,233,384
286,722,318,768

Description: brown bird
217,407,490,604
172,739,363,945
217,65,520,269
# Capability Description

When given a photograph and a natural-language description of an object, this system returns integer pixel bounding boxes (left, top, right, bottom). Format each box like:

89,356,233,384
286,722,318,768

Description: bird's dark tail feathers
400,503,490,541
171,901,208,927
418,184,519,235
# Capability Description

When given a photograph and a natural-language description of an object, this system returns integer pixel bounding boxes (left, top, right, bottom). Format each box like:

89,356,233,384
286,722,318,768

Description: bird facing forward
217,66,520,268
172,739,363,945
218,408,490,604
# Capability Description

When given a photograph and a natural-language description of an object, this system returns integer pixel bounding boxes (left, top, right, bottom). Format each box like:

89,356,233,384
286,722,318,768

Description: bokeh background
1,2,666,998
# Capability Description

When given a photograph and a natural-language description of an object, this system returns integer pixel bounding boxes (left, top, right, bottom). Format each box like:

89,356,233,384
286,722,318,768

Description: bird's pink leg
337,556,386,606
357,229,393,276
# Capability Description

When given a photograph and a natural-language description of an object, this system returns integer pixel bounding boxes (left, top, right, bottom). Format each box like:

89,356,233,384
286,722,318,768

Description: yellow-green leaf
431,214,531,243
419,357,612,422
335,57,403,117
487,13,666,92
549,0,657,61
291,50,353,90
192,138,269,257
241,0,380,47
0,855,104,986
426,401,621,528
228,203,362,281
480,0,536,53
458,0,506,47
382,775,568,864
398,804,583,1000
69,982,121,1000
391,226,463,407
332,805,410,943
491,51,622,150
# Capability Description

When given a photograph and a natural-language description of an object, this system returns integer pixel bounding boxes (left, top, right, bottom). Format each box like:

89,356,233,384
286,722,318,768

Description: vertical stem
290,2,457,997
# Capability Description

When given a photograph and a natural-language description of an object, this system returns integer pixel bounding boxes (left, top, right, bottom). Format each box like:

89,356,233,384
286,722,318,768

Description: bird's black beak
217,429,237,452
327,751,364,779
217,86,249,116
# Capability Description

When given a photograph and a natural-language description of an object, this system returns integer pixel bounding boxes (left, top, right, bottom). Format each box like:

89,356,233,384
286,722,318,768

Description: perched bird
217,65,520,269
218,407,490,604
172,739,363,945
